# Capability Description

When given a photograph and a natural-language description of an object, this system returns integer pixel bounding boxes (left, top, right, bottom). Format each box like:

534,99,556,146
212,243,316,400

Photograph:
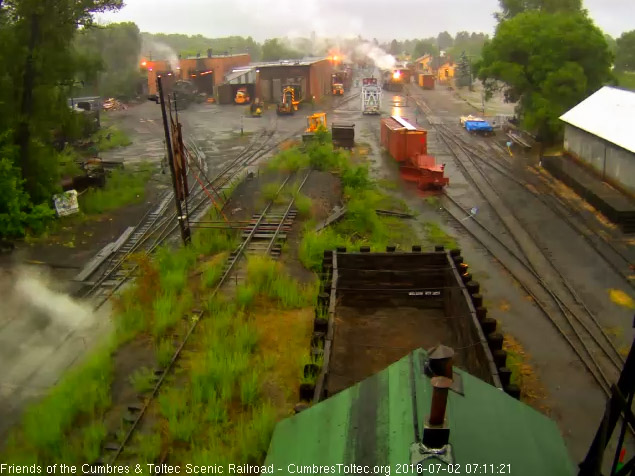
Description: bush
267,148,309,172
0,158,54,239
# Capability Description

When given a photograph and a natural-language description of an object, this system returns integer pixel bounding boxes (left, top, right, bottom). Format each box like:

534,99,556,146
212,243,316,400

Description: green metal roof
265,349,574,476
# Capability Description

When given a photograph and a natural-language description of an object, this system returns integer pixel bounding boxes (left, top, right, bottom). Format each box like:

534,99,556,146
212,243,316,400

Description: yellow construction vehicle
277,86,300,115
235,87,250,105
250,98,264,117
332,83,344,95
302,112,327,142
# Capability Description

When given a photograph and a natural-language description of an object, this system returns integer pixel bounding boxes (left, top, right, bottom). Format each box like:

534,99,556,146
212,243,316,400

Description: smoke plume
143,40,180,71
355,42,396,70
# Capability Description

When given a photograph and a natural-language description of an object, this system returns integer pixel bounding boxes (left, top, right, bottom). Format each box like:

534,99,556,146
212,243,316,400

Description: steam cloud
354,42,396,70
143,40,180,71
1,266,94,330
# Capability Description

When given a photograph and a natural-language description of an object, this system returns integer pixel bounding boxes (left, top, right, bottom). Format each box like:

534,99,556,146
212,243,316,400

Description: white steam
0,267,94,331
355,42,396,70
143,40,180,71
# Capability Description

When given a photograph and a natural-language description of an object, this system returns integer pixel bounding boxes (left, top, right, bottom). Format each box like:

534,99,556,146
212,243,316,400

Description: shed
560,86,635,194
265,348,574,476
254,57,333,103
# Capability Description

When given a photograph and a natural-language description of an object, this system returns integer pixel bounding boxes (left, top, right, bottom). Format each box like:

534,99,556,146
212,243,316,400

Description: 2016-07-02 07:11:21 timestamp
396,463,512,474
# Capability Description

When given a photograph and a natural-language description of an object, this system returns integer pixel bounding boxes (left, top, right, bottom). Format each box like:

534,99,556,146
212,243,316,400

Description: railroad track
409,91,624,396
101,170,312,464
439,124,635,290
81,125,293,310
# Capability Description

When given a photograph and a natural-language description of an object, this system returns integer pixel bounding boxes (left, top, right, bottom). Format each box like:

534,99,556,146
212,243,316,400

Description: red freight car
381,115,448,190
400,155,449,190
380,116,427,162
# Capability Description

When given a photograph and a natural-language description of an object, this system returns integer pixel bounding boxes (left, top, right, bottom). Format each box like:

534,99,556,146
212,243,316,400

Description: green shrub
236,284,257,309
0,158,55,239
267,148,310,172
294,193,313,218
79,165,152,215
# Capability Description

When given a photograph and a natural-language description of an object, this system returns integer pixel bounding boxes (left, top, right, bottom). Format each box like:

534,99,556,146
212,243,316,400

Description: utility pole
157,76,191,245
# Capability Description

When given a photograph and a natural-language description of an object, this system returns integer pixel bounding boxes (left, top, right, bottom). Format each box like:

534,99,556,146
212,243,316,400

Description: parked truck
361,77,381,115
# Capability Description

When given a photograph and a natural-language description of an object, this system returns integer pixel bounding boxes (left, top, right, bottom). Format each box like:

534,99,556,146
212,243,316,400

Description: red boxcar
380,116,427,162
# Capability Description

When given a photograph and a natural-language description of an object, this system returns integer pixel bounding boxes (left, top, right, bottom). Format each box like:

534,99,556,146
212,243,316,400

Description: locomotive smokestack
429,376,452,426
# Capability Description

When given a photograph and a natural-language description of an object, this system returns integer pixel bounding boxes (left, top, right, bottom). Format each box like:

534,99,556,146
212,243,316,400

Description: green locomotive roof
265,348,573,476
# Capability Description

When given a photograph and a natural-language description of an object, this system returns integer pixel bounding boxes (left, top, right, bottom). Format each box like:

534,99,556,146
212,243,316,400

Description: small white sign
53,190,80,217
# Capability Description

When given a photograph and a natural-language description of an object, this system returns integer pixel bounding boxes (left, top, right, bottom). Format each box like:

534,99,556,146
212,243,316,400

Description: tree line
0,0,634,240
477,0,635,141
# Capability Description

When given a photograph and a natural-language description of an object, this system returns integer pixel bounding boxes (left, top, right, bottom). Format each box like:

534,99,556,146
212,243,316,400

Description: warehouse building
253,57,334,103
145,53,251,95
560,86,635,194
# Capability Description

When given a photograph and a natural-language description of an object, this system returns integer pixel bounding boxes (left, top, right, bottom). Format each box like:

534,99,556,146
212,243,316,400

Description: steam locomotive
382,68,407,92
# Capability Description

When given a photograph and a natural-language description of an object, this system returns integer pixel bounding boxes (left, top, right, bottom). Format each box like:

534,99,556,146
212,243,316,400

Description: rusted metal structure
303,247,512,406
381,115,448,190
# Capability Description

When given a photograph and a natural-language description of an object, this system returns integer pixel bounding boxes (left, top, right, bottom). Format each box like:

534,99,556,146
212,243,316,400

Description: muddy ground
2,69,633,464
352,75,634,462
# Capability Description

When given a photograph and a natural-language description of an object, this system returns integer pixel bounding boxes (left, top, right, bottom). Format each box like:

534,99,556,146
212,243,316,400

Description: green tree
604,34,617,58
478,11,613,141
448,32,489,60
75,22,144,99
389,39,401,55
0,0,122,237
142,33,262,61
615,30,635,72
495,0,582,20
437,31,453,50
456,52,472,88
413,39,438,59
260,38,302,61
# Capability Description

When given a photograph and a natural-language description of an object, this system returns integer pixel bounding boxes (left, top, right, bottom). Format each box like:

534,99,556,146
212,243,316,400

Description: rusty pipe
429,376,453,426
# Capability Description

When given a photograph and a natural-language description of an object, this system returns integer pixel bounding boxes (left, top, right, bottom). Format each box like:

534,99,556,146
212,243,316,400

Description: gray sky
99,0,634,40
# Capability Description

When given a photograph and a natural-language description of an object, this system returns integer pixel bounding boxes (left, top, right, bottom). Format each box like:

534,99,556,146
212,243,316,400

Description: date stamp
395,463,512,474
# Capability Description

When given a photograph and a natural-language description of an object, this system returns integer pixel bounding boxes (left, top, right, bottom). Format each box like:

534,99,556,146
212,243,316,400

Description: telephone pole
157,76,191,245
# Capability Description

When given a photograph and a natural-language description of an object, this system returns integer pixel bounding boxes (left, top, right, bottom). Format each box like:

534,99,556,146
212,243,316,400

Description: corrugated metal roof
560,86,635,154
265,348,574,474
252,56,328,68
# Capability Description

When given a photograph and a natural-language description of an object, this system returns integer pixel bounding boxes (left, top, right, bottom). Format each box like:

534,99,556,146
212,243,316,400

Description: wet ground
349,75,634,463
2,72,633,462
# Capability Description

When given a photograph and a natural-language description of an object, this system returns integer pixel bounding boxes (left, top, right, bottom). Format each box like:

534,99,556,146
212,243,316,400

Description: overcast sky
98,0,634,40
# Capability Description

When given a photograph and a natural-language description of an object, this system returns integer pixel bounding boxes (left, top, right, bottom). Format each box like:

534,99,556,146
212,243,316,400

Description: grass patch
267,148,310,173
156,338,174,368
236,284,257,309
2,344,113,463
129,367,155,394
294,193,313,218
422,221,458,250
262,182,282,203
378,178,399,190
79,164,152,215
93,126,132,151
616,71,635,92
246,256,317,308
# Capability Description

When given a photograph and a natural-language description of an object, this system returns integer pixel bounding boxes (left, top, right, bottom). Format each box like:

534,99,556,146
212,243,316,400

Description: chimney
196,52,201,59
429,376,452,425
207,48,213,58
426,345,454,378
423,376,452,448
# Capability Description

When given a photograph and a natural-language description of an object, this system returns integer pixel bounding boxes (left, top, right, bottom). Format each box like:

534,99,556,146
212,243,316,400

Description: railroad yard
1,43,635,472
